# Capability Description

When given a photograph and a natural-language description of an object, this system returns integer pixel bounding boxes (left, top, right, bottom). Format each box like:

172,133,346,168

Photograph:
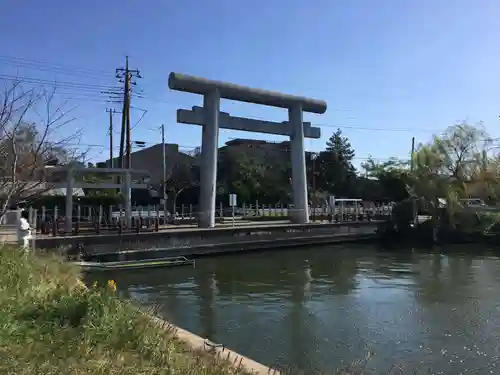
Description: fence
12,201,393,237
169,202,394,220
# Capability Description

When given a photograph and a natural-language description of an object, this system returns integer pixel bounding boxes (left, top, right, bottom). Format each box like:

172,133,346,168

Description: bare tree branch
0,79,81,220
164,155,199,209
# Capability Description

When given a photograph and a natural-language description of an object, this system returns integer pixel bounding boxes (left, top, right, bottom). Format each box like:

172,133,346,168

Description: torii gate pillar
289,104,308,224
199,90,220,228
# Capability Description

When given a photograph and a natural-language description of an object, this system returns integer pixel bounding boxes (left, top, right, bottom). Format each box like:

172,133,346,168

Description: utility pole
410,137,415,172
106,108,117,168
115,56,142,170
161,124,168,220
410,137,417,227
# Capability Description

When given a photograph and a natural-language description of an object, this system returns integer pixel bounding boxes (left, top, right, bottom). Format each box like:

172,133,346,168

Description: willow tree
407,122,498,227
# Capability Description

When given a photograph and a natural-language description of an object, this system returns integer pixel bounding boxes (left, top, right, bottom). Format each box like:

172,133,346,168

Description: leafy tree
316,129,356,196
228,155,266,203
410,123,492,201
261,158,291,203
402,123,499,228
325,128,356,162
217,143,291,204
360,157,409,202
420,123,490,182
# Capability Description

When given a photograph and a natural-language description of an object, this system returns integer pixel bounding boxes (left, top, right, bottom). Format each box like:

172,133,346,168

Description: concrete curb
75,280,278,374
77,232,380,262
150,315,280,375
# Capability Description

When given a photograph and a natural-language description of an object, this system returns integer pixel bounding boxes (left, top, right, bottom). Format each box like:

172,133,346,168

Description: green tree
227,155,265,203
217,143,291,204
360,157,409,202
316,129,356,196
400,122,498,228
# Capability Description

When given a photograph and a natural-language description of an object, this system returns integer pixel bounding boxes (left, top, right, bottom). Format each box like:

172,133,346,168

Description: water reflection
87,244,500,374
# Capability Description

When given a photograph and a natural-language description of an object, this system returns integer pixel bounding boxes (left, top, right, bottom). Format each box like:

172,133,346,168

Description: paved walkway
35,220,294,239
34,219,375,239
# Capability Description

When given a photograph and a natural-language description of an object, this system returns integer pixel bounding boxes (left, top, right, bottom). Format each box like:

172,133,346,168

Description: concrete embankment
150,315,280,375
35,221,383,258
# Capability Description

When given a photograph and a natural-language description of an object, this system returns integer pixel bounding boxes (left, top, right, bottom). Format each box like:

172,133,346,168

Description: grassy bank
0,247,248,375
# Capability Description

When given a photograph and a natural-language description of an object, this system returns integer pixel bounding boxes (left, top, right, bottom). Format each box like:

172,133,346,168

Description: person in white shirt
17,210,32,250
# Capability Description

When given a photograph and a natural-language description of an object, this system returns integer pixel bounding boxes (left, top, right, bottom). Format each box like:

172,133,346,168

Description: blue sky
1,0,500,168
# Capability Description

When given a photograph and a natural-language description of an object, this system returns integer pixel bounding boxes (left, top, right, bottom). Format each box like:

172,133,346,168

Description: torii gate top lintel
168,72,327,114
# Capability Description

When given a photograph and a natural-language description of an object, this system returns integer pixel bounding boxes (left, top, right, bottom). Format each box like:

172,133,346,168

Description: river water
88,244,500,374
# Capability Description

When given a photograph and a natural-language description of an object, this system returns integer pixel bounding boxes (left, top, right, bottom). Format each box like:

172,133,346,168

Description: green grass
0,246,249,375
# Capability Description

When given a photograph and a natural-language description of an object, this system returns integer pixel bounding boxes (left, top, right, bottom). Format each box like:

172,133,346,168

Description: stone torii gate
44,166,150,233
168,73,327,228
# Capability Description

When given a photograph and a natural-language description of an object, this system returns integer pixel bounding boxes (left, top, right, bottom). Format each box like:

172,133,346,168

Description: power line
131,108,147,130
2,58,495,145
0,55,114,78
313,122,439,133
132,94,177,105
0,73,119,91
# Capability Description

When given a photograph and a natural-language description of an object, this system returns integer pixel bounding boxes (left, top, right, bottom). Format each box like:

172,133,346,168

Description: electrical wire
0,73,119,91
0,55,114,78
131,109,148,130
2,58,497,154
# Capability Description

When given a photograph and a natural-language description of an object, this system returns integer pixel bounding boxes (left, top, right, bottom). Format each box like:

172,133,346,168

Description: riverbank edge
0,247,262,375
67,232,380,263
75,256,282,375
148,315,280,375
35,222,382,258
89,265,282,373
94,276,280,374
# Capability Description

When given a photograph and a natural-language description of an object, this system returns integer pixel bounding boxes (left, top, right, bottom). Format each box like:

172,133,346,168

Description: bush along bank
0,247,249,375
387,198,500,245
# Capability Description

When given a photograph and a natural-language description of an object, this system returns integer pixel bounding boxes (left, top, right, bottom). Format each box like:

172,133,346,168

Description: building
104,143,197,186
219,138,291,166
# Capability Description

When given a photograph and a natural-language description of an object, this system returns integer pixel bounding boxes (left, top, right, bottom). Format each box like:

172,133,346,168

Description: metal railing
15,201,393,237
